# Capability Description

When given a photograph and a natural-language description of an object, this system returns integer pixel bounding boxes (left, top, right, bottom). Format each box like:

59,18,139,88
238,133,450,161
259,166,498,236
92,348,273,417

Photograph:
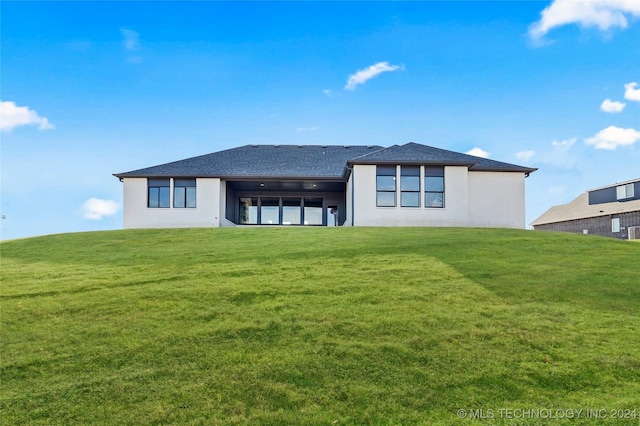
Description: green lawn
1,228,639,425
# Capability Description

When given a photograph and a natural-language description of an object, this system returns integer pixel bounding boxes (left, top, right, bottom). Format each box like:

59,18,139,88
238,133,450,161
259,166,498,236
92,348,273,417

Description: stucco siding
351,165,470,226
122,178,221,229
468,172,526,229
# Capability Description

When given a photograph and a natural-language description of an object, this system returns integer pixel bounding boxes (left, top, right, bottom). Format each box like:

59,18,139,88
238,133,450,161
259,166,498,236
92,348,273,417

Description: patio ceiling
227,180,345,193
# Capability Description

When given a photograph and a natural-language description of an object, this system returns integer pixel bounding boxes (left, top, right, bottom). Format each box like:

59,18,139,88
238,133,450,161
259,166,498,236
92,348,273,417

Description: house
531,178,640,239
114,142,536,229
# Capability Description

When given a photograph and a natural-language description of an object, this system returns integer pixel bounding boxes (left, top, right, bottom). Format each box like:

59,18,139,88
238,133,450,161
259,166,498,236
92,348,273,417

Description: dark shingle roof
114,142,537,179
349,142,537,173
114,145,384,179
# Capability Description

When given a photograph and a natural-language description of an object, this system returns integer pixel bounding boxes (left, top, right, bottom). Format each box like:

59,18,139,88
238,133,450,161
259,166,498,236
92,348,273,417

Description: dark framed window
148,178,170,208
239,197,258,224
401,166,420,207
260,198,280,225
425,167,445,208
238,196,324,226
377,165,397,207
174,178,196,208
283,198,302,225
304,198,323,225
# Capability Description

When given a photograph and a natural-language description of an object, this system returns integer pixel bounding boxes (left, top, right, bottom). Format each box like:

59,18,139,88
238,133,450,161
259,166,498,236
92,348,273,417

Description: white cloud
551,137,576,148
345,61,404,91
624,82,640,101
600,99,626,113
465,147,490,158
529,0,640,42
584,126,640,150
323,89,333,96
544,137,577,169
0,101,54,132
82,198,120,220
515,150,535,162
296,126,319,132
120,28,140,51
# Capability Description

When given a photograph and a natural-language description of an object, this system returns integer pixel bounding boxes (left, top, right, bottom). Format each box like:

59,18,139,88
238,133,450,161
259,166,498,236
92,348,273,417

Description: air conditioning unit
629,226,640,240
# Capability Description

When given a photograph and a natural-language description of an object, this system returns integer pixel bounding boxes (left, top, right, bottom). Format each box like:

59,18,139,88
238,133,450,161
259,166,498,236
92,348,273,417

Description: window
401,166,420,207
616,184,634,200
425,167,444,208
174,179,196,208
304,198,323,225
612,217,621,233
282,198,302,225
260,198,280,225
239,197,258,224
238,197,324,225
148,178,170,208
377,166,397,207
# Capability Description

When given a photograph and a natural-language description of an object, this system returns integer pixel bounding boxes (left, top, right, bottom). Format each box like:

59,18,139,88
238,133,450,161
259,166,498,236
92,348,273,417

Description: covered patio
224,179,347,226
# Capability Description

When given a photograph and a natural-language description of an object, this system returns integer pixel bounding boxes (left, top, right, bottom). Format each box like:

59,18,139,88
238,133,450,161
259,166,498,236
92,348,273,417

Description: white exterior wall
345,174,354,226
351,165,470,226
122,177,221,229
121,169,527,229
467,171,526,229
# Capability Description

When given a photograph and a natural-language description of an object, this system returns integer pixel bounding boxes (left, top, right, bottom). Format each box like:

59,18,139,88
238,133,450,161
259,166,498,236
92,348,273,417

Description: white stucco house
114,142,536,229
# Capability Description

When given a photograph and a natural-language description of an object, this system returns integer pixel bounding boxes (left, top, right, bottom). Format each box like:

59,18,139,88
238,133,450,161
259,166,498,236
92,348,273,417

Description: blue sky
1,1,639,240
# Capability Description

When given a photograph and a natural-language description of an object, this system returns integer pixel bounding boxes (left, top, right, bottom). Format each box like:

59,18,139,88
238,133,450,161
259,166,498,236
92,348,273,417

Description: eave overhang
113,173,348,181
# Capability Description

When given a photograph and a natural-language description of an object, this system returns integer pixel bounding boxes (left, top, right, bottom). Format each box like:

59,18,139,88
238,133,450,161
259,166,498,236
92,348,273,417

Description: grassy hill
2,228,639,425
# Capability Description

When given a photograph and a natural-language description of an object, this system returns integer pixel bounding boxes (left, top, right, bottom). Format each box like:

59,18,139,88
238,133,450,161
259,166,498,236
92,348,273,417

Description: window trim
376,165,397,207
173,178,197,208
148,178,171,208
424,167,445,209
400,166,420,208
612,216,621,233
616,183,634,200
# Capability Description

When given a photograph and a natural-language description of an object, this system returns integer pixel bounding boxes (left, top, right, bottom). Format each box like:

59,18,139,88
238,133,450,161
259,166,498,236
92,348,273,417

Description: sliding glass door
260,198,280,225
238,196,325,225
239,197,258,224
282,198,302,225
303,198,322,225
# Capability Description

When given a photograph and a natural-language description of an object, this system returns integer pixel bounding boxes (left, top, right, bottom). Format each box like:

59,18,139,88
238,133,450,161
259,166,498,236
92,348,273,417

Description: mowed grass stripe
1,228,639,425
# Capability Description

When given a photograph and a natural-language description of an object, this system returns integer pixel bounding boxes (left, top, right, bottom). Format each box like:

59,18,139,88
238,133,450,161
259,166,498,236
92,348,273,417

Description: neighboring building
114,142,536,229
532,178,640,240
